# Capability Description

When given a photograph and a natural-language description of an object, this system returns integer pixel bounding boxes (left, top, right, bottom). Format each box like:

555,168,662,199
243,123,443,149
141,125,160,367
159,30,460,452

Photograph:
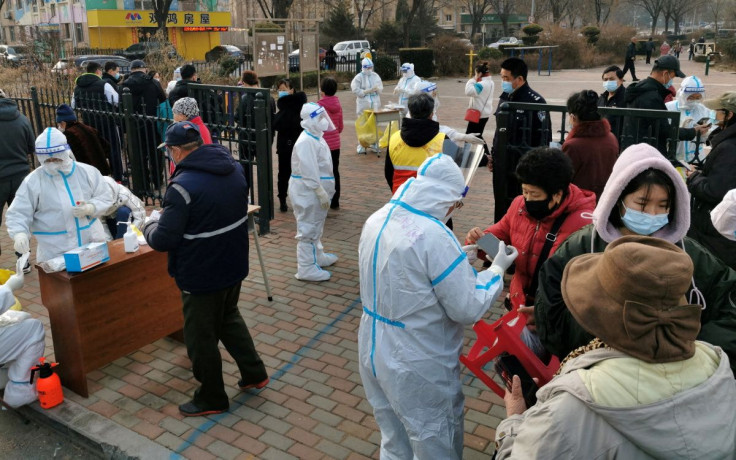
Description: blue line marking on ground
170,297,362,458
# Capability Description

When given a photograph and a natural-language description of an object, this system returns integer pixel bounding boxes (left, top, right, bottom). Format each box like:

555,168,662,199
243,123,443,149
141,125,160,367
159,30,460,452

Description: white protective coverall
393,63,419,110
711,188,736,241
351,58,383,115
358,153,508,459
288,103,337,282
100,176,146,240
0,260,45,407
665,75,713,163
6,128,114,263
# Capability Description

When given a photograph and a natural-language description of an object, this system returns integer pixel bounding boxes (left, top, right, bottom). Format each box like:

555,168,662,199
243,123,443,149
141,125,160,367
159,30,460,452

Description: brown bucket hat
561,235,702,363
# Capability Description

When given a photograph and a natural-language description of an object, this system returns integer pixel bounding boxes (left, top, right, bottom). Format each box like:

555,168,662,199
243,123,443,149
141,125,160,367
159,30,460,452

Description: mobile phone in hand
678,160,694,172
477,233,512,258
494,354,538,408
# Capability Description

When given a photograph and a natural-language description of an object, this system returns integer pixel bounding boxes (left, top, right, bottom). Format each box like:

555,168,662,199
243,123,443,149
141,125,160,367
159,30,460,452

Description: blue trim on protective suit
476,273,502,290
290,174,335,180
418,153,443,176
362,306,405,328
305,131,320,141
368,179,413,377
431,252,467,286
58,162,85,247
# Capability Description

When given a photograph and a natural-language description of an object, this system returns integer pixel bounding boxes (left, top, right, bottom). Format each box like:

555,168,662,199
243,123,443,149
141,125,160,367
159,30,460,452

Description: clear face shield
308,105,336,132
458,144,486,188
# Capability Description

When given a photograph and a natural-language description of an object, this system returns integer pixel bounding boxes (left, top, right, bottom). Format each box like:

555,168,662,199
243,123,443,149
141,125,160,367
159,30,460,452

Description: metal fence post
121,88,146,197
30,87,44,134
254,93,273,234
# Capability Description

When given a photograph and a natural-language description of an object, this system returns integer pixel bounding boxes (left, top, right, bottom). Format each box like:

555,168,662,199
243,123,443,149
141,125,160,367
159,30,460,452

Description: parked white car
489,37,519,49
333,40,371,62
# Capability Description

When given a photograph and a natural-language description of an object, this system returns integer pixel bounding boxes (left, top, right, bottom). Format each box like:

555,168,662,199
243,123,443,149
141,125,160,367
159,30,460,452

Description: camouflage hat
703,91,736,113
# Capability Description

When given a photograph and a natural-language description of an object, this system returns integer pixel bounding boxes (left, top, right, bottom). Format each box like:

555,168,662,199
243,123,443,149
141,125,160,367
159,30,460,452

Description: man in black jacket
598,65,626,136
72,62,123,180
168,64,197,107
622,36,639,81
142,121,268,417
621,56,709,157
122,60,167,189
490,58,551,222
101,61,121,94
645,37,654,64
0,91,33,260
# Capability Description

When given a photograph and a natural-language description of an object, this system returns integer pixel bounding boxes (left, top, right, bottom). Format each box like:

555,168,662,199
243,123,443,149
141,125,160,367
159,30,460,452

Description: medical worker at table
0,256,45,407
289,103,338,282
351,58,383,154
6,127,113,263
358,153,518,459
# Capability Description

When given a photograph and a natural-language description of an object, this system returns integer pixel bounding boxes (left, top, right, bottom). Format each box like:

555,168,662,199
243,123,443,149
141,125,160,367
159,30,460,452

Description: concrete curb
18,397,173,460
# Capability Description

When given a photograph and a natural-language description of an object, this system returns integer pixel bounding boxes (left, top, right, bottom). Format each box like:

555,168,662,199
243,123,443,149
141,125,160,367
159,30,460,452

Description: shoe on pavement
179,401,228,417
238,377,269,391
22,261,31,274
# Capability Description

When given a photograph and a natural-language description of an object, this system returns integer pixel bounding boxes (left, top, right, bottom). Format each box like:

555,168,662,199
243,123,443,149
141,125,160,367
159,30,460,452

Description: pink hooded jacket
317,95,343,151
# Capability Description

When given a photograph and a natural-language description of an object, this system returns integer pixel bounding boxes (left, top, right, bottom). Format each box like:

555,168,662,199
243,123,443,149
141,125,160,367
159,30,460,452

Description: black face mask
524,197,555,220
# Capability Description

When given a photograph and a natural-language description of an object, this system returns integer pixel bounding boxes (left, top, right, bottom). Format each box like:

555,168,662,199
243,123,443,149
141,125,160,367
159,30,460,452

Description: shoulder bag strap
528,212,568,300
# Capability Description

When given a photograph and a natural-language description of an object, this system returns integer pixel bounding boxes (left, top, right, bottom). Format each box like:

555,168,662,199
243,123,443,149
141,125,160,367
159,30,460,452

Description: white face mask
362,68,372,76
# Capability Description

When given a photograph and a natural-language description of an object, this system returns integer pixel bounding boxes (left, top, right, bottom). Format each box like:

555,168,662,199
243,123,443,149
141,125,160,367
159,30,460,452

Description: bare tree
707,0,727,35
401,0,423,46
462,0,495,38
668,0,695,34
353,0,381,32
488,0,515,37
546,0,575,23
593,0,618,25
630,0,666,35
153,0,176,32
253,0,296,19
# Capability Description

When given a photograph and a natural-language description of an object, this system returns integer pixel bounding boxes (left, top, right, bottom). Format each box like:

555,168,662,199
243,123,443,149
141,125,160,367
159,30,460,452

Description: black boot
279,198,288,212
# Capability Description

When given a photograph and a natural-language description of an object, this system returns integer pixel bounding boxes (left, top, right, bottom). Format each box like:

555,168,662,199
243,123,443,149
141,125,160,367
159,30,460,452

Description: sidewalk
4,58,727,459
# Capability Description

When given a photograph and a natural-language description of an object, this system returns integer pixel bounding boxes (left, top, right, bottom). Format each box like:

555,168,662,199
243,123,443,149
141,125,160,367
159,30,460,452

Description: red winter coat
470,184,596,311
317,95,343,151
562,119,618,201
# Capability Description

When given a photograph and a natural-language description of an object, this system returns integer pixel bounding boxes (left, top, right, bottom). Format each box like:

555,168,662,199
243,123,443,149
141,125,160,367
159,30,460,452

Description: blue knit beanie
56,104,77,123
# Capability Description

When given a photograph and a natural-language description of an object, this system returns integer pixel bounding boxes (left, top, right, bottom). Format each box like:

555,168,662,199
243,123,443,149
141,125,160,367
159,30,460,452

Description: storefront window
75,23,83,43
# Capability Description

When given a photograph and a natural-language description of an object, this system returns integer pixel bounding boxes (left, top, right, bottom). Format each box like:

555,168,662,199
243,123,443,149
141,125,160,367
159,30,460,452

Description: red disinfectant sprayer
30,357,64,409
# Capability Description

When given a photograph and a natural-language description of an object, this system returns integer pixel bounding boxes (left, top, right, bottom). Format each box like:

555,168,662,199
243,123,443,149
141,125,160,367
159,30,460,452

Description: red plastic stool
460,311,560,398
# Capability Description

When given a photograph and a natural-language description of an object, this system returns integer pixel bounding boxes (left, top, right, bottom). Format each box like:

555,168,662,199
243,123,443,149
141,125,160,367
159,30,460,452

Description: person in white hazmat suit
351,58,383,154
412,81,484,148
393,63,419,113
665,75,714,163
289,103,338,282
358,153,518,459
100,176,146,240
0,256,45,407
5,127,114,264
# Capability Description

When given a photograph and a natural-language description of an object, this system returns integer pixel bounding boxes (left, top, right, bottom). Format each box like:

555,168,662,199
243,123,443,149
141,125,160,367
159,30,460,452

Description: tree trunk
649,13,658,36
402,0,421,47
501,15,509,36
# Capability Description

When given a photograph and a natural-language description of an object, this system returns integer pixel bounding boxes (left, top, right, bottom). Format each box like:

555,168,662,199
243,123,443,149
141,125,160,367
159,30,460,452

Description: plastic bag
378,121,400,149
0,269,21,311
355,110,377,148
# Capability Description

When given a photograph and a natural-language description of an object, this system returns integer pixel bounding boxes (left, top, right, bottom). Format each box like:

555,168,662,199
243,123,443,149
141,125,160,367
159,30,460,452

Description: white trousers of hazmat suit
289,103,337,281
358,154,505,459
0,286,45,407
6,158,113,263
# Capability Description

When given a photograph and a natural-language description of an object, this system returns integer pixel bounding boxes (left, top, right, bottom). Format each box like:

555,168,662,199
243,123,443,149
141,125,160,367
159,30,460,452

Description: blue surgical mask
664,78,674,89
501,81,513,94
603,81,618,92
621,206,669,235
278,91,289,98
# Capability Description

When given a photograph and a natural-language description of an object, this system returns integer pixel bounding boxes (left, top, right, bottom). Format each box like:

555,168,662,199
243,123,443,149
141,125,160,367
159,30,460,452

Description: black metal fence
8,83,274,233
494,101,697,214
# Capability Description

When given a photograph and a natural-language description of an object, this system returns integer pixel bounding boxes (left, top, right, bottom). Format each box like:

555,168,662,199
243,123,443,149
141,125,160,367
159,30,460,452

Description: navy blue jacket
144,143,249,294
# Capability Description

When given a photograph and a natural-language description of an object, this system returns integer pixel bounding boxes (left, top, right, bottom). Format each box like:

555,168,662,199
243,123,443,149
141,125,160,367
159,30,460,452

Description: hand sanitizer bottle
122,220,139,253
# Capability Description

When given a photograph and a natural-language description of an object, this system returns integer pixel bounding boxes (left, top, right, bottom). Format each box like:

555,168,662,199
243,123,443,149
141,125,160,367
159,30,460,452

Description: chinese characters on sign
145,12,216,26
